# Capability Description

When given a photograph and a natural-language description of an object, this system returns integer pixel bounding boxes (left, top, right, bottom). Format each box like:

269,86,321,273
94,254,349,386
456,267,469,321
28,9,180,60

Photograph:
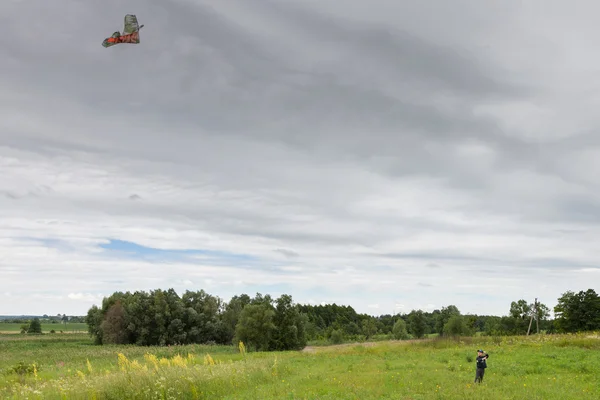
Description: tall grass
1,332,598,399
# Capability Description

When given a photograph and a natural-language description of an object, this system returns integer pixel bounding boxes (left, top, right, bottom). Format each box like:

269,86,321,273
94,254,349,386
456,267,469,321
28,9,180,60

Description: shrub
27,318,42,334
392,319,409,340
9,362,39,376
330,329,344,344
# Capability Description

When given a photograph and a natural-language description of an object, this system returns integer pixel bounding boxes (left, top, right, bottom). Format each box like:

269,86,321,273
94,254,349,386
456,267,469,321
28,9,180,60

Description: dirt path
301,339,425,353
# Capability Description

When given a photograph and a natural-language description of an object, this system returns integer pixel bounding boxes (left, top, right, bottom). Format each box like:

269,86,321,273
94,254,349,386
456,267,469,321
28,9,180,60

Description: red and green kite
102,14,144,48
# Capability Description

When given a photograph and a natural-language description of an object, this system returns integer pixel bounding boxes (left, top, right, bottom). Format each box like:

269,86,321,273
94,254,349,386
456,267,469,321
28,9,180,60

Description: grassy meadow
1,332,598,399
0,322,88,334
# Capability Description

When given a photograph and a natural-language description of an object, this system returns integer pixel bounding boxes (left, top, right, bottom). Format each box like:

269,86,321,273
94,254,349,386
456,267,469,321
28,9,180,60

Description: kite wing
123,14,140,35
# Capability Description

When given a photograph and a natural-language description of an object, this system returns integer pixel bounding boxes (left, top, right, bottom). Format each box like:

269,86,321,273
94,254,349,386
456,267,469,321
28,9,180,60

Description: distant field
0,332,598,399
0,322,87,333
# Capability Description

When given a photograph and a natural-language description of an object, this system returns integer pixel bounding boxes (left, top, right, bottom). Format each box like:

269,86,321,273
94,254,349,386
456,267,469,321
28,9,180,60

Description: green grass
0,322,88,333
1,332,598,399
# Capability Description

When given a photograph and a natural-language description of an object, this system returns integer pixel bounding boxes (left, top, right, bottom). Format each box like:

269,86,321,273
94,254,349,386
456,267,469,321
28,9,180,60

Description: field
0,322,88,334
1,332,599,399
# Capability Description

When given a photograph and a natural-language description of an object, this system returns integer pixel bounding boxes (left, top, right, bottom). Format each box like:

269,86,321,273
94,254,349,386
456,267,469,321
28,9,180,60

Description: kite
102,14,144,48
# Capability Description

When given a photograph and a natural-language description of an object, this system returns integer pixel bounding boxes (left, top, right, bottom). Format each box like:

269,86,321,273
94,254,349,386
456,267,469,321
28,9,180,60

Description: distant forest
78,287,600,351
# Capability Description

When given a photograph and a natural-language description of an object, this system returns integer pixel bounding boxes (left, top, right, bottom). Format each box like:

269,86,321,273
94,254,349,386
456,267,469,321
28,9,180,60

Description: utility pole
527,298,538,336
536,298,539,334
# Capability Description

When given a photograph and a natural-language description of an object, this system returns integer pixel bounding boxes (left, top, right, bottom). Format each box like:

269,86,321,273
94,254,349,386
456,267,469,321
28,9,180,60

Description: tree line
85,288,600,350
86,289,308,351
0,315,85,324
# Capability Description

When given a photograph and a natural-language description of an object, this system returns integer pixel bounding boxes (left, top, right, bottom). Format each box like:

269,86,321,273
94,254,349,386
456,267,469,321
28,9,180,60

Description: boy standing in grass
474,349,489,383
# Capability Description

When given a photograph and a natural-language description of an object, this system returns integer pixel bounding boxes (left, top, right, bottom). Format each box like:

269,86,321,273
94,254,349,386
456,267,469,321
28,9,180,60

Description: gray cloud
1,191,19,199
1,0,600,316
244,0,530,98
274,248,299,258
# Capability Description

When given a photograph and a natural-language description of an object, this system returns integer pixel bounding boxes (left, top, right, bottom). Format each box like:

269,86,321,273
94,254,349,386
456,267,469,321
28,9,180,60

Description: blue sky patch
98,239,257,264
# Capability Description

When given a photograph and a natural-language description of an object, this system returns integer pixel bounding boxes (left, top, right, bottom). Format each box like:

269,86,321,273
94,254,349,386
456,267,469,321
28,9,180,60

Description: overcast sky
1,0,599,317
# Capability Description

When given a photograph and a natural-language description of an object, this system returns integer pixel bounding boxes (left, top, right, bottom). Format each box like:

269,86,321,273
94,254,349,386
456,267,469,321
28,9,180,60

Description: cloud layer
1,0,599,316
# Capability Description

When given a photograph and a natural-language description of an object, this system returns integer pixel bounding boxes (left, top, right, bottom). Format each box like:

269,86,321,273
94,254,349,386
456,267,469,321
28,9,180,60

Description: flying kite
102,14,144,48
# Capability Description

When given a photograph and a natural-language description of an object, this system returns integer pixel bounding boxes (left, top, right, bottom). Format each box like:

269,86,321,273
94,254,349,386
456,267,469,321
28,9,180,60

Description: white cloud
68,293,104,302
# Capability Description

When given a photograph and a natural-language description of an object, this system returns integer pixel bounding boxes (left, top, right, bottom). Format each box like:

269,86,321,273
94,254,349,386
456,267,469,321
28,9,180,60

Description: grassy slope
1,333,598,399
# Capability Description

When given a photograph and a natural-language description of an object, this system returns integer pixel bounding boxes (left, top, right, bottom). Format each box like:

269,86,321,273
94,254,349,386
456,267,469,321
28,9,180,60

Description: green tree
509,299,535,334
482,316,503,336
271,294,308,351
376,314,396,334
361,318,378,340
535,303,551,322
27,318,42,334
100,300,129,344
330,329,344,344
554,289,600,332
122,290,152,345
234,303,276,351
164,288,186,345
221,294,251,343
443,315,473,337
86,305,104,344
150,289,171,346
408,310,427,339
510,299,531,320
435,305,460,333
123,290,154,345
345,321,361,336
392,318,409,340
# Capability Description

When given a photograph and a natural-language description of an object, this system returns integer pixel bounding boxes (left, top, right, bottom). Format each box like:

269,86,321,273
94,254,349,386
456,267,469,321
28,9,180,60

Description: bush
9,362,39,376
27,318,42,334
392,319,409,340
330,329,344,344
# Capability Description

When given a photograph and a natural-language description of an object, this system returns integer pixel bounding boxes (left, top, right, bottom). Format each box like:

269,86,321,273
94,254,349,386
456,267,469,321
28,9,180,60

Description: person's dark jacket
476,354,489,369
